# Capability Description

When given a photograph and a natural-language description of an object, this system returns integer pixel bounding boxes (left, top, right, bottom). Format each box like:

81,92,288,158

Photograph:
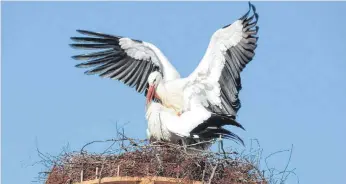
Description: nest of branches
41,136,268,184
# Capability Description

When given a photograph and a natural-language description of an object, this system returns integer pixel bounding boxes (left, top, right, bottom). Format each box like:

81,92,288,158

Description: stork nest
39,137,268,184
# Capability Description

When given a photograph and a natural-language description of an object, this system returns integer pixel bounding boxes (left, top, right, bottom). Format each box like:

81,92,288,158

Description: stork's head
146,71,163,105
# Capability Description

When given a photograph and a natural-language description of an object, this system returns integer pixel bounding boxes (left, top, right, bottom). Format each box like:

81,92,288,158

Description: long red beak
146,85,155,106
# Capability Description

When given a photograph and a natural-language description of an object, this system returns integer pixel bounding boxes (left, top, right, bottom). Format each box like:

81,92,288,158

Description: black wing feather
70,30,162,94
210,2,259,116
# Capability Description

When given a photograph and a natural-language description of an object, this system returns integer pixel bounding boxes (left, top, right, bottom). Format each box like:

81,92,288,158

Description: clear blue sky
2,2,346,184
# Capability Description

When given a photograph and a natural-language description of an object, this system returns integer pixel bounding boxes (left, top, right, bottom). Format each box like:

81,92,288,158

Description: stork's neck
155,82,167,101
155,81,184,114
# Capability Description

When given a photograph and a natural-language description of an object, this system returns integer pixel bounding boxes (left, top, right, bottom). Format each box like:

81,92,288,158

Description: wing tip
69,43,90,49
76,29,90,35
71,36,87,41
247,2,256,13
69,43,78,49
84,70,95,75
71,55,80,60
75,63,86,68
75,29,121,39
223,2,258,29
239,2,251,21
250,2,256,13
70,36,89,42
75,29,95,37
240,2,257,21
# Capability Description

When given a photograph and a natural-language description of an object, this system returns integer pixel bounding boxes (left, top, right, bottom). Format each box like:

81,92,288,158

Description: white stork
70,2,259,146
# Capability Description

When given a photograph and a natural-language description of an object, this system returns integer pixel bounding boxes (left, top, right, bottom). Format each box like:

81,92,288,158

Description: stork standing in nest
71,2,259,149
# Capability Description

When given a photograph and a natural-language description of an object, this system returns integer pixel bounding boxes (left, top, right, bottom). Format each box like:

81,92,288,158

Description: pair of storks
70,2,259,149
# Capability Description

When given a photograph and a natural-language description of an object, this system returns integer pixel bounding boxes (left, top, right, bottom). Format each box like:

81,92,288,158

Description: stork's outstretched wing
70,30,180,94
184,2,259,117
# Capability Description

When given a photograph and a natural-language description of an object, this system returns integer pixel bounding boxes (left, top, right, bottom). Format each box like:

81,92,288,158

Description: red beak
146,85,155,106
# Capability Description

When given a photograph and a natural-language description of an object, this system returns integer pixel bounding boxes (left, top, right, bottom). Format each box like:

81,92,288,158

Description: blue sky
2,2,346,184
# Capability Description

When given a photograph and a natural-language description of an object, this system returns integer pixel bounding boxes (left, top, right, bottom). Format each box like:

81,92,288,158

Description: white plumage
71,2,259,147
145,100,244,149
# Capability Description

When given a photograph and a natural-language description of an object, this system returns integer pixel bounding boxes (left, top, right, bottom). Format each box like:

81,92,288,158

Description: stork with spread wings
70,2,259,148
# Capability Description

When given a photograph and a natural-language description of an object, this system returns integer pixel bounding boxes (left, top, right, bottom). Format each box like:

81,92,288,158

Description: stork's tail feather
190,113,245,145
194,127,244,146
209,113,245,130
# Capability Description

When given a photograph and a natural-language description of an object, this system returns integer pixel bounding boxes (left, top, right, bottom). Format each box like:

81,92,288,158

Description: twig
95,167,99,179
155,153,163,175
208,161,219,184
80,139,126,154
201,168,206,184
280,144,294,184
265,149,290,172
80,170,83,183
98,158,106,184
